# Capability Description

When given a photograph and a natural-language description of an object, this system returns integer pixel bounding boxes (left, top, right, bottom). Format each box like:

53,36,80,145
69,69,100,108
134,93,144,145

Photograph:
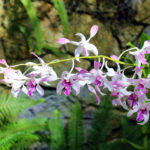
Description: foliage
18,0,68,56
20,0,44,55
68,101,83,150
87,93,114,150
53,0,69,35
49,109,66,150
0,92,47,150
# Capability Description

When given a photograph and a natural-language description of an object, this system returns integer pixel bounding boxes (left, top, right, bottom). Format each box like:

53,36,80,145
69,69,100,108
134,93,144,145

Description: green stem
142,125,148,150
11,55,136,68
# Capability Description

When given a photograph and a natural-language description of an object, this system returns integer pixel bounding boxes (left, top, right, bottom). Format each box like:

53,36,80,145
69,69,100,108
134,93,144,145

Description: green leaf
121,57,134,65
0,92,45,125
20,0,43,55
0,118,47,150
126,42,136,48
121,138,144,150
43,44,66,57
49,109,66,150
8,24,33,50
140,32,150,46
53,0,69,35
69,101,83,150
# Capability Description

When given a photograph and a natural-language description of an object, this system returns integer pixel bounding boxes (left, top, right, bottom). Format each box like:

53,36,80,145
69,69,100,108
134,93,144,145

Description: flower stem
10,55,136,68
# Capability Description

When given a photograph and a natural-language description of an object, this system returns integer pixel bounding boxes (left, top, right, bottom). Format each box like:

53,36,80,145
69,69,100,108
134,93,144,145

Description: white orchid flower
57,25,99,61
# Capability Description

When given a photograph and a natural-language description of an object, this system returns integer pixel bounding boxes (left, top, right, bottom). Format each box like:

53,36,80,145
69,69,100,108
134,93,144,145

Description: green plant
0,92,47,150
68,101,83,150
53,0,69,36
19,0,68,56
49,109,66,150
87,93,114,150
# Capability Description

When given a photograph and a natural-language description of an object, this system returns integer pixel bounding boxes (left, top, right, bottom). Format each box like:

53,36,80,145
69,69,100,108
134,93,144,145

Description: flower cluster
1,25,150,125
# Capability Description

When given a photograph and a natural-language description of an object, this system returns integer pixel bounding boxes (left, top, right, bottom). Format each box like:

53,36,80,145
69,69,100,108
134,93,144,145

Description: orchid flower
27,52,57,85
0,64,28,97
57,60,76,96
25,74,45,96
57,25,99,61
130,40,150,67
127,102,150,125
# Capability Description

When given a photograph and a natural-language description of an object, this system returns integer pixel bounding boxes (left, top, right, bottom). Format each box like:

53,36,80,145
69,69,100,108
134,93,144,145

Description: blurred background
0,0,150,150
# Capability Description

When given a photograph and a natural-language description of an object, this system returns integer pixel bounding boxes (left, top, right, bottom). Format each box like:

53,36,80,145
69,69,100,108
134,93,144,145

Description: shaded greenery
19,0,68,56
0,92,47,150
20,0,44,55
68,101,83,150
53,0,69,35
49,109,66,150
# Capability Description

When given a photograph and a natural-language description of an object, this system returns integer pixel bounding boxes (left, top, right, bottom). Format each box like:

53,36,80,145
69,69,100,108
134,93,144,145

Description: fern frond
49,109,66,150
0,92,45,125
88,93,114,150
20,0,43,54
53,0,69,35
0,118,47,150
68,101,83,150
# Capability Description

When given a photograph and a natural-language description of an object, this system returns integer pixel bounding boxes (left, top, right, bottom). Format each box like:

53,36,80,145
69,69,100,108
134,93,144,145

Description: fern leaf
49,109,66,150
88,93,114,150
53,0,69,35
0,118,47,150
0,93,45,125
68,101,83,150
20,0,43,55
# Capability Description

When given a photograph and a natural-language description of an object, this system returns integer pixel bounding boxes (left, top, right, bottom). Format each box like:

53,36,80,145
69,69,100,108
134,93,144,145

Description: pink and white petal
31,52,45,64
22,85,28,95
95,86,105,96
90,25,98,39
120,100,128,110
127,107,138,117
11,88,20,97
75,67,83,71
75,47,82,61
88,85,100,104
26,62,36,66
56,81,64,94
112,99,120,106
111,55,118,60
138,113,149,125
36,84,44,96
0,59,8,66
75,33,86,41
94,61,101,70
85,43,98,56
143,40,150,49
70,41,79,46
57,38,70,44
105,62,116,76
72,83,81,95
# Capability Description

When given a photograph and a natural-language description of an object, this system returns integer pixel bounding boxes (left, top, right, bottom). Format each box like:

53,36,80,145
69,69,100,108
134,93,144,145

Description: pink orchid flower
127,102,150,125
57,25,99,61
130,40,150,67
1,67,28,97
27,52,57,85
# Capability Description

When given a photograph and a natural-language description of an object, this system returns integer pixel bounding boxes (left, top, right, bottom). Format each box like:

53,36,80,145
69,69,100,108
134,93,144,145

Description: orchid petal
111,55,118,60
0,59,8,66
85,43,98,56
31,52,45,64
88,85,100,104
57,38,70,44
94,61,101,70
90,25,98,39
75,47,82,61
36,84,44,96
75,33,86,41
56,81,64,94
